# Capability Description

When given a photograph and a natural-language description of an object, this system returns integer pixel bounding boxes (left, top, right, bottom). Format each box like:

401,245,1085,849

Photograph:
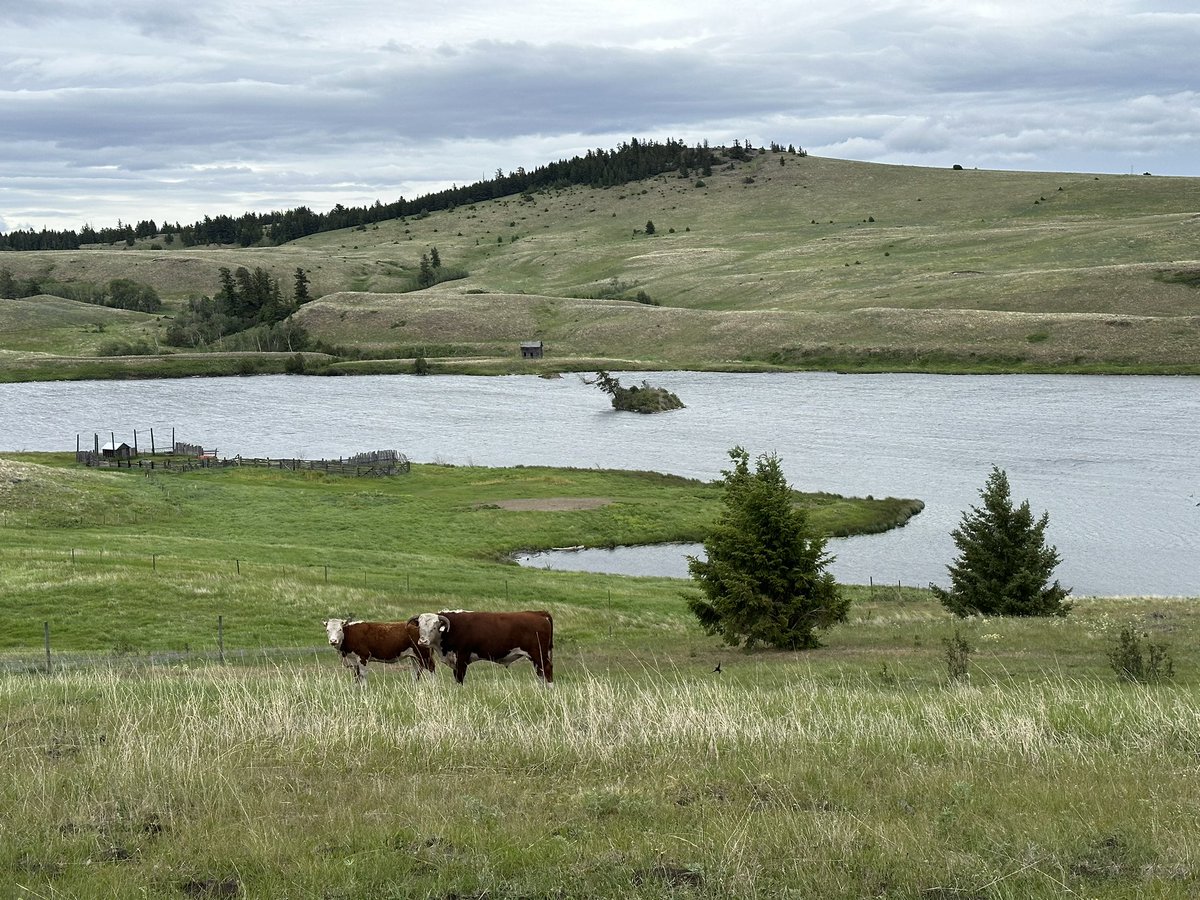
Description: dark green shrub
96,338,158,357
634,290,658,306
1108,625,1174,683
942,627,973,683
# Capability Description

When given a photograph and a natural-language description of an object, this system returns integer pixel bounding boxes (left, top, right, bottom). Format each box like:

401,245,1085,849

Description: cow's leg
353,656,369,684
535,652,553,685
454,657,470,684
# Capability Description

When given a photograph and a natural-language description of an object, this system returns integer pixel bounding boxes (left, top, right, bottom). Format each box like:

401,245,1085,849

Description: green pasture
0,454,921,654
3,154,1199,378
2,454,1198,897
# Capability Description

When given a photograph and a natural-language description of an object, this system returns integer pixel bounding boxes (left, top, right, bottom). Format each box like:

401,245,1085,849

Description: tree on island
686,447,847,650
931,466,1071,617
584,371,684,413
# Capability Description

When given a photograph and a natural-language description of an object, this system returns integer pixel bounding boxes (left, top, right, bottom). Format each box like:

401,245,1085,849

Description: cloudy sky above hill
2,0,1197,233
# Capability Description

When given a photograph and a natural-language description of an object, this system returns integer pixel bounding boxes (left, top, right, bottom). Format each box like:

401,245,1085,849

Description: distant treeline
0,139,804,252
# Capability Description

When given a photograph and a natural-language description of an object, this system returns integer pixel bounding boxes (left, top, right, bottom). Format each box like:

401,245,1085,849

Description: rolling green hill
3,152,1198,378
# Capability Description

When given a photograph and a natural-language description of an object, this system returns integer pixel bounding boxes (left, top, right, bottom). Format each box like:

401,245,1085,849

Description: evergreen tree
644,220,656,235
417,253,435,288
216,267,239,318
931,466,1071,617
687,447,847,650
293,268,311,305
429,246,441,268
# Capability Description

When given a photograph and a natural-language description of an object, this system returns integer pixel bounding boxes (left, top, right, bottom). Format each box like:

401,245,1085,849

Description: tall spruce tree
687,447,847,650
293,268,311,305
932,466,1071,617
417,253,435,288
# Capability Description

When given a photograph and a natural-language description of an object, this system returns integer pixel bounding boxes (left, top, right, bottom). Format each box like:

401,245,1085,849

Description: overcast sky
2,0,1197,233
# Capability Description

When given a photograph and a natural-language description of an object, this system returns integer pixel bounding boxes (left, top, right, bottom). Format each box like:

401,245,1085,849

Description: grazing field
1,453,1197,897
5,658,1200,899
3,153,1199,379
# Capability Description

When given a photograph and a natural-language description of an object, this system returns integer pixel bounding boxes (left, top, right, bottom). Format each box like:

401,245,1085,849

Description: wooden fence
76,447,409,476
225,450,409,476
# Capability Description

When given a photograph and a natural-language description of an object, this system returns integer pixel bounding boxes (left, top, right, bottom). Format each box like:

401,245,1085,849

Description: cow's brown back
417,610,553,684
339,620,435,678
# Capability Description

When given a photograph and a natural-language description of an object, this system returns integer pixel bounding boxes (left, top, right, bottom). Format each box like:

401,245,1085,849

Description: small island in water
585,371,685,414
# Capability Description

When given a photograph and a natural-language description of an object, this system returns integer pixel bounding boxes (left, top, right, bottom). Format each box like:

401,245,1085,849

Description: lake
2,371,1197,596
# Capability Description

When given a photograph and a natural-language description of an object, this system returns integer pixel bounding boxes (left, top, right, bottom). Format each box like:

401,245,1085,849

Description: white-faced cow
409,610,554,685
323,618,435,683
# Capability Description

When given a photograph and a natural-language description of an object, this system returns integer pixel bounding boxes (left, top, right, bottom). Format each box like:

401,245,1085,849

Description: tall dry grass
4,661,1198,897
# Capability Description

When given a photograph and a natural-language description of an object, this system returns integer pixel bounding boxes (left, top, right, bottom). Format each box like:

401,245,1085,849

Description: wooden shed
521,340,544,359
101,441,133,460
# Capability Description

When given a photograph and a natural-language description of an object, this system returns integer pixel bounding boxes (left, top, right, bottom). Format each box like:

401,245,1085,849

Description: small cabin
520,340,544,359
101,441,133,460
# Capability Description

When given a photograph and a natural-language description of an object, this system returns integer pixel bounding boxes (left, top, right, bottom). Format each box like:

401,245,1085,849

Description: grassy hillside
3,153,1199,378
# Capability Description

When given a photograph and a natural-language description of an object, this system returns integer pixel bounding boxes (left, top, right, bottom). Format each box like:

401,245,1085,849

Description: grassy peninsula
2,454,1198,897
3,152,1199,380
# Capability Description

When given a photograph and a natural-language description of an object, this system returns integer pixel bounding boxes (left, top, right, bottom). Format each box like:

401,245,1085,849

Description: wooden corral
78,446,409,476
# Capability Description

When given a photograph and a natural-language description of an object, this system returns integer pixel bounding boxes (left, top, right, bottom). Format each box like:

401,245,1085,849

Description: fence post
44,621,51,674
235,559,240,575
218,615,224,663
324,565,328,582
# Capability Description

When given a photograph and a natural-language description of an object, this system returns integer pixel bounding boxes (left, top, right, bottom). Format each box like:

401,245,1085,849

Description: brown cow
409,610,553,685
323,618,435,683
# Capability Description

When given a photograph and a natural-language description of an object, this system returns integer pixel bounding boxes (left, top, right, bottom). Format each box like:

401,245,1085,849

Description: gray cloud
1,0,1197,231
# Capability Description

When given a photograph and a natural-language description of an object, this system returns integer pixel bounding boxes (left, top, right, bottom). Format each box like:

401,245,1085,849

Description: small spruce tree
931,466,1071,617
687,447,847,649
417,253,435,288
293,267,311,306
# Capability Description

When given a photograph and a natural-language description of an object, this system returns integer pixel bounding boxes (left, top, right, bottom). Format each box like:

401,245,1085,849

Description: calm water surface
2,372,1197,595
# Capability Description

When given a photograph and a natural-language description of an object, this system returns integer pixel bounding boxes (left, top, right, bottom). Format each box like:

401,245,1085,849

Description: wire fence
0,545,534,676
0,637,329,677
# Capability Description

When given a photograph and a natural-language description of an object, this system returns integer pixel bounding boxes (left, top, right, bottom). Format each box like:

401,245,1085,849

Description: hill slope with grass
3,151,1199,378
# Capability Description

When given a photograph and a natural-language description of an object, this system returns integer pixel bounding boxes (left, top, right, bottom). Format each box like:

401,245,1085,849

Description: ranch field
2,152,1200,380
2,455,1198,898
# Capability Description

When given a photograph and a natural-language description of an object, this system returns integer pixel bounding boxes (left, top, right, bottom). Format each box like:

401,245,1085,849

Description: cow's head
413,612,450,650
323,618,346,647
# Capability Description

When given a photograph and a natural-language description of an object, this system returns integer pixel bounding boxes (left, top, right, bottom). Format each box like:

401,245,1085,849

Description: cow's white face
323,619,345,646
415,613,448,650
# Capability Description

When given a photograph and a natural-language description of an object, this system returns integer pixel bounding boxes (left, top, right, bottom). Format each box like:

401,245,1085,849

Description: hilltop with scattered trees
0,139,790,251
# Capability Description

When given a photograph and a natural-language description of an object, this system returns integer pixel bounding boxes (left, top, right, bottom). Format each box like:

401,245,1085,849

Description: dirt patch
479,497,612,512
